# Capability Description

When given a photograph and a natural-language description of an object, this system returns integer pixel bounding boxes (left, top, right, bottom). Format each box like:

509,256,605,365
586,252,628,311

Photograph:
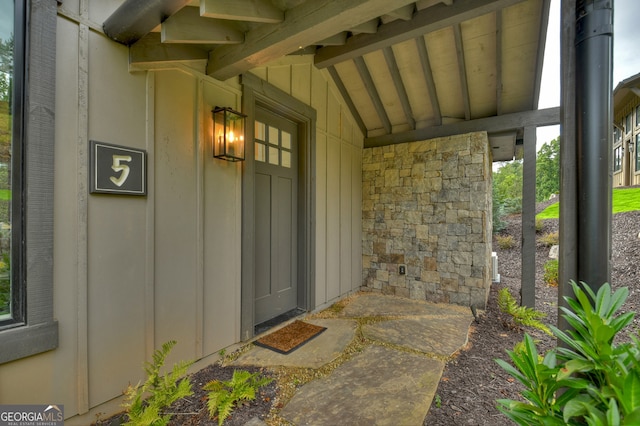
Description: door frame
240,73,317,340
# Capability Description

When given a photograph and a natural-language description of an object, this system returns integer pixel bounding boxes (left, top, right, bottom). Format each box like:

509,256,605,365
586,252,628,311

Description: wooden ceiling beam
130,32,209,68
327,66,368,135
365,106,560,147
199,0,283,24
354,57,392,134
453,24,471,121
386,4,415,21
161,7,243,44
315,0,526,69
415,36,442,125
207,0,416,80
350,19,380,34
382,46,415,129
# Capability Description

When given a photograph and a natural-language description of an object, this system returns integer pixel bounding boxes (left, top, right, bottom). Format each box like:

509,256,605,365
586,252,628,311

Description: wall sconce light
213,106,246,162
629,140,635,153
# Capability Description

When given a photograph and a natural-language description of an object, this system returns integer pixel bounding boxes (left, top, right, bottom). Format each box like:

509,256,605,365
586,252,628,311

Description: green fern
123,340,194,426
498,287,552,336
204,369,273,425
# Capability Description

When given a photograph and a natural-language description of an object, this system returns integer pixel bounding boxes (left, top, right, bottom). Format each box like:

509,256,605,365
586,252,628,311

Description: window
636,107,640,129
614,146,622,172
0,0,19,325
614,127,622,143
636,134,640,173
0,0,57,364
626,114,632,134
254,121,292,168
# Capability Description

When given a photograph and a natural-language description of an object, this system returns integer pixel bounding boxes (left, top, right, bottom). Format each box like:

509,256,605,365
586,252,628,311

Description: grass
536,187,640,219
0,190,10,201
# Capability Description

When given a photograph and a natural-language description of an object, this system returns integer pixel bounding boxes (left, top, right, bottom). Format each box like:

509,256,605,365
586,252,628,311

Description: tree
0,35,13,103
493,160,523,214
535,137,560,202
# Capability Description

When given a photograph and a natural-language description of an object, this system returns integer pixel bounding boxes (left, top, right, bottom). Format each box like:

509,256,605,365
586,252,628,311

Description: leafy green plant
543,259,559,287
496,235,515,250
497,287,552,336
205,370,272,424
539,231,559,247
496,281,640,425
205,370,272,425
434,394,442,408
123,340,193,426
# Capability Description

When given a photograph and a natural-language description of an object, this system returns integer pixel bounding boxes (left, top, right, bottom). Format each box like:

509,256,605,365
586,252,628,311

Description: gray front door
254,107,298,324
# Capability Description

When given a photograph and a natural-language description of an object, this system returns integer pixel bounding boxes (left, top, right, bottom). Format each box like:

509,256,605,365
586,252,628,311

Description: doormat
255,320,327,354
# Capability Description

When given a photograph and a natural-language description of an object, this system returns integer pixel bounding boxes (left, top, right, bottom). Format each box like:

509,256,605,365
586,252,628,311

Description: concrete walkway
232,292,474,426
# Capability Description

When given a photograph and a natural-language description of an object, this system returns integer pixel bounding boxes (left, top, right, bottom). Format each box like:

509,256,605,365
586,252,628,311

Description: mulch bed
424,208,640,425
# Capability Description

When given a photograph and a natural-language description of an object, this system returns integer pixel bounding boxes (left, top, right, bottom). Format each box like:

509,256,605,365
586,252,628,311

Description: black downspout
575,0,613,293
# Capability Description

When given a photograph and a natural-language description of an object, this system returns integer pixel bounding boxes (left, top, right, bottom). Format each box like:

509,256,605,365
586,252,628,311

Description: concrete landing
231,292,474,425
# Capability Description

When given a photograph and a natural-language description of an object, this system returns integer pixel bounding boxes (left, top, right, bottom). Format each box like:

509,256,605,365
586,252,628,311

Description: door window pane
255,142,265,162
268,146,279,165
281,131,291,149
0,1,14,320
255,121,266,141
282,151,291,168
268,126,279,146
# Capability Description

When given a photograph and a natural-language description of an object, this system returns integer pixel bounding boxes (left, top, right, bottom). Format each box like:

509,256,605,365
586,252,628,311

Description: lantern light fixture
213,106,246,162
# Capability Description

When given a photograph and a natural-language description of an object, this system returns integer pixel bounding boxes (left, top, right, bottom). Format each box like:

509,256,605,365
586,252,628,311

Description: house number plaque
90,140,147,195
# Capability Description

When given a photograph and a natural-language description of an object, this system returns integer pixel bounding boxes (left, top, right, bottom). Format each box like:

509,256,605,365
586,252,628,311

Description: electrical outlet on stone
399,264,406,275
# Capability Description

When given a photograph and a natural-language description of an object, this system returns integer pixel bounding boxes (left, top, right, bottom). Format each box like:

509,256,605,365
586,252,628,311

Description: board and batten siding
0,3,364,422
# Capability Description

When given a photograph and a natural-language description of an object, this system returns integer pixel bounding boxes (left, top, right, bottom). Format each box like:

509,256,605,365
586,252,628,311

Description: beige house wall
0,2,363,422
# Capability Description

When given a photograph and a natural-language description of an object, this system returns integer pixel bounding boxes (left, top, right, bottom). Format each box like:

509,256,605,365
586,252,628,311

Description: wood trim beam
382,47,415,130
207,0,416,80
200,0,283,23
415,36,441,125
354,57,392,134
161,7,243,44
496,10,503,115
365,106,560,147
351,19,380,34
130,33,209,68
318,32,348,46
521,125,536,307
315,0,527,69
387,4,415,20
453,24,471,121
327,66,368,136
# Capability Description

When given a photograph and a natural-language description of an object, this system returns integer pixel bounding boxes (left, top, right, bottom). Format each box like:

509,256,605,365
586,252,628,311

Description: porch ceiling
104,0,554,161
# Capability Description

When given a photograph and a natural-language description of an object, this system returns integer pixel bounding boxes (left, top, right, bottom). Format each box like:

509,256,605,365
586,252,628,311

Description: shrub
496,235,515,250
497,287,551,335
535,218,543,233
496,281,640,425
539,231,559,247
543,259,558,287
123,340,193,426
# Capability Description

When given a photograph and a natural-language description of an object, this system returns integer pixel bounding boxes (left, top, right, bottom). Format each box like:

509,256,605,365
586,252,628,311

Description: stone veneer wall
362,132,493,308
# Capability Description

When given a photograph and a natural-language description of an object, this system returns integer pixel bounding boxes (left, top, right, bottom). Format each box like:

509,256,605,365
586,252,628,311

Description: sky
0,2,11,42
536,0,640,150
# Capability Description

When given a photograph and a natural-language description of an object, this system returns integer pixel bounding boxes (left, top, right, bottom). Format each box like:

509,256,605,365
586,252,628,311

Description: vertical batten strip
144,71,156,363
76,0,90,415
